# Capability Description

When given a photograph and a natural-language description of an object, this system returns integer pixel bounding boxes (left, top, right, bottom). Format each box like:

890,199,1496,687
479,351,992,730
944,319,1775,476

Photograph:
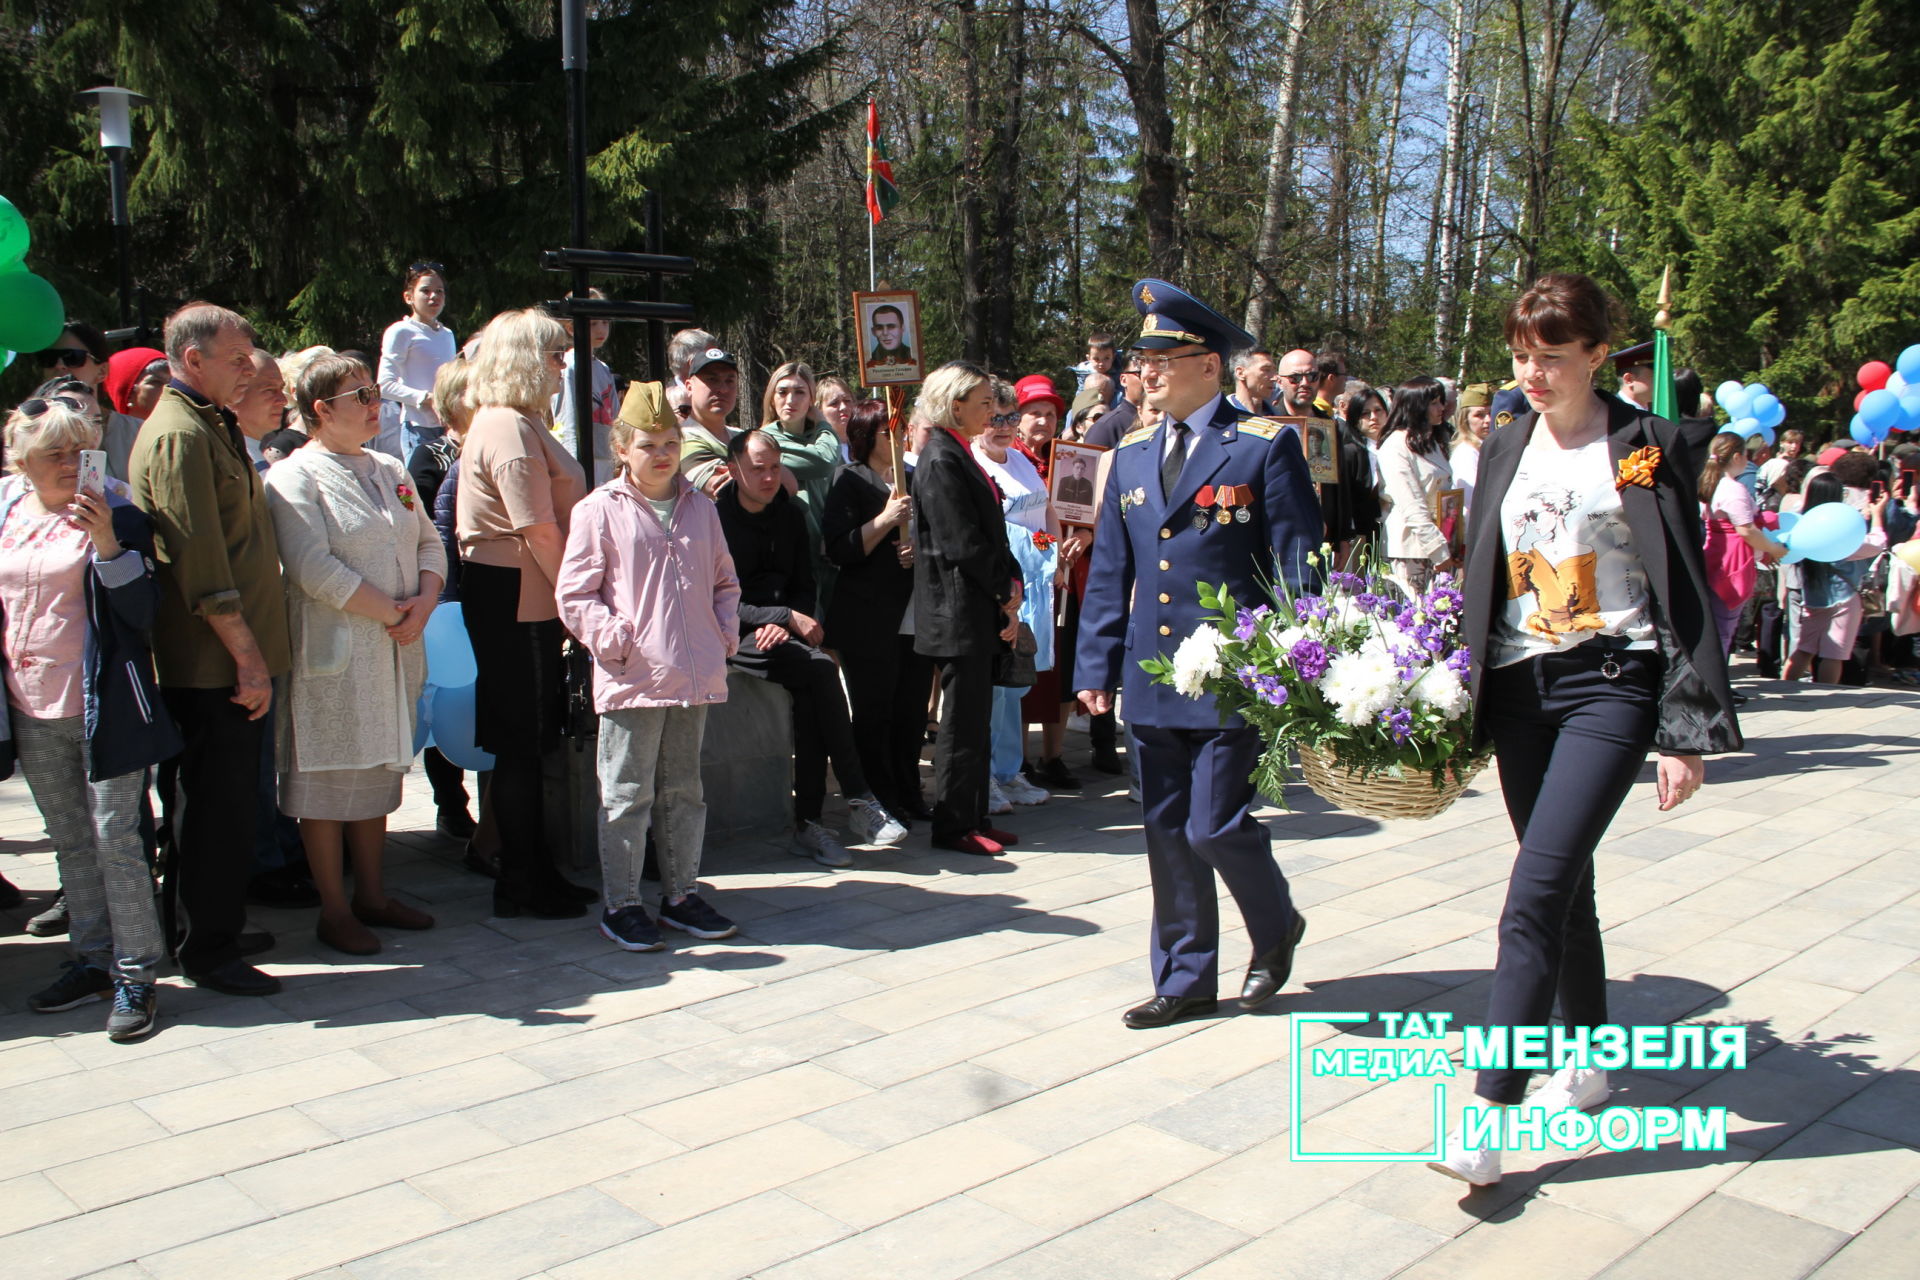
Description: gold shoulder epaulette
1121,424,1157,447
1236,416,1286,440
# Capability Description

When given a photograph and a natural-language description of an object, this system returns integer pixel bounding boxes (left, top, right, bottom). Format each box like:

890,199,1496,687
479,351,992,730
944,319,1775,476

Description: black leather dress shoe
186,959,282,997
1123,993,1218,1029
1241,911,1308,1008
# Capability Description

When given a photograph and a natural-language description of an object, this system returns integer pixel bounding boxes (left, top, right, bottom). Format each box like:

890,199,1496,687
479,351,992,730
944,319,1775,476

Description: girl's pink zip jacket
556,473,741,712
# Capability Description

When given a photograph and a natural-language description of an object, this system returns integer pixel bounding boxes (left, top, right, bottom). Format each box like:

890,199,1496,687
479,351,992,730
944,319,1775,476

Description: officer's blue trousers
1476,646,1658,1104
1133,722,1296,999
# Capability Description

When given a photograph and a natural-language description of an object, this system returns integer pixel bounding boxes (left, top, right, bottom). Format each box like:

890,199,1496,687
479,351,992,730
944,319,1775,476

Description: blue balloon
1774,510,1800,536
1861,388,1901,431
1786,503,1868,563
1720,385,1752,418
1897,344,1920,383
413,686,433,756
430,683,495,771
1851,415,1877,446
1717,422,1747,437
1899,389,1920,431
423,602,477,688
1746,383,1771,402
1751,394,1786,428
1714,380,1745,411
1732,415,1761,438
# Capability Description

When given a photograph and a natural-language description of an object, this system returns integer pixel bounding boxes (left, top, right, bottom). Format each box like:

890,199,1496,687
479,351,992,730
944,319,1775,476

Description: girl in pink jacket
557,384,742,951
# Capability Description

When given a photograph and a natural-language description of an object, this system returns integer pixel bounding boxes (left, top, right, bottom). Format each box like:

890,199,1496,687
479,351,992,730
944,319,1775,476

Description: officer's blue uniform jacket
1075,393,1322,730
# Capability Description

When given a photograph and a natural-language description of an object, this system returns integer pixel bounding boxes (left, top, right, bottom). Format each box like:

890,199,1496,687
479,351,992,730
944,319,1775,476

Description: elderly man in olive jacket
129,303,291,998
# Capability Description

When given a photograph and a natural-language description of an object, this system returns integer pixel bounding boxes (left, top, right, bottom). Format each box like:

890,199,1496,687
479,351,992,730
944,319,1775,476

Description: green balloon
0,267,63,353
0,195,26,269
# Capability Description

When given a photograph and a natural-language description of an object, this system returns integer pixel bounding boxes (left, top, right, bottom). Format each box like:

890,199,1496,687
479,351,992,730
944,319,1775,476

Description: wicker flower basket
1296,744,1487,821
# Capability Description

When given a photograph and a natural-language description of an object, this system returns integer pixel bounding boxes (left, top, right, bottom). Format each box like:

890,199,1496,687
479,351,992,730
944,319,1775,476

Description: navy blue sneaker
658,894,738,940
29,960,112,1012
107,983,159,1042
599,906,666,952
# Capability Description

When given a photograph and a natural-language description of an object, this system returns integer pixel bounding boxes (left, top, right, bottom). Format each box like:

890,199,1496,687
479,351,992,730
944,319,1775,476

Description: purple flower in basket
1445,647,1473,678
1234,608,1264,642
1427,583,1463,616
1354,592,1387,616
1236,663,1260,686
1253,674,1289,707
1381,706,1414,743
1296,595,1332,622
1289,638,1331,681
1327,571,1364,592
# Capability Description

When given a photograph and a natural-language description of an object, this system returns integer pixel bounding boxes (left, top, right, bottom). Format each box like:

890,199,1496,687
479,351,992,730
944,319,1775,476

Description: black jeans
422,748,470,811
758,640,869,825
928,650,993,841
840,628,934,811
159,686,266,972
1477,645,1659,1104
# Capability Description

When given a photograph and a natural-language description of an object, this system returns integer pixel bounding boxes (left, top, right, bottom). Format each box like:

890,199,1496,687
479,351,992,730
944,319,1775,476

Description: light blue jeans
990,685,1025,783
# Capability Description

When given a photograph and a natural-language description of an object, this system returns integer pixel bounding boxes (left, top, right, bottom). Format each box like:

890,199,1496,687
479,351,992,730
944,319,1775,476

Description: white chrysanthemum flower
1275,625,1308,653
1318,651,1401,727
1409,662,1471,719
1170,627,1228,699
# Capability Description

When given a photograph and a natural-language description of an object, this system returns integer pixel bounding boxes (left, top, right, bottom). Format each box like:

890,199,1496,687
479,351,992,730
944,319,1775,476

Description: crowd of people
3,264,1915,1051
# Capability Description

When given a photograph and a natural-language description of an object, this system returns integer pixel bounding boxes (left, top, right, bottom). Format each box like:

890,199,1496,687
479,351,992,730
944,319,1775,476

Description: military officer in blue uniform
1075,279,1321,1029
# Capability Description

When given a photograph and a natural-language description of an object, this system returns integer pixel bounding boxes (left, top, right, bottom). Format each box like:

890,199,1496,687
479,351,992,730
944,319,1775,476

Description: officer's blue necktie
1161,420,1188,501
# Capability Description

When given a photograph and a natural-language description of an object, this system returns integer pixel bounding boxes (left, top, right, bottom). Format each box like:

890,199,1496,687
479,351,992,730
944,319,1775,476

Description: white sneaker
1428,1122,1502,1186
1532,1065,1610,1114
791,821,852,867
987,779,1013,814
847,797,907,848
1000,775,1050,806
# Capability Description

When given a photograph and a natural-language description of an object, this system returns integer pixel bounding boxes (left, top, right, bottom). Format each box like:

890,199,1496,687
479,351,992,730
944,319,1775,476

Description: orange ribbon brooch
1615,445,1661,491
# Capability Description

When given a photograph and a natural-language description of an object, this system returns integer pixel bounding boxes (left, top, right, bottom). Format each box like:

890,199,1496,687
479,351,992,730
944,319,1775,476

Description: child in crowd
556,382,742,951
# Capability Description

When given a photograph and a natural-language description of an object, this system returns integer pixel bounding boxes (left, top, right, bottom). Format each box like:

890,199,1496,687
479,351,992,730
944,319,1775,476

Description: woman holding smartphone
1,398,180,1041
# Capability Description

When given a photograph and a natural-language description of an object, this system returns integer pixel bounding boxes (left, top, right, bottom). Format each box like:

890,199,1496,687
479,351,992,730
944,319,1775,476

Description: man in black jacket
717,431,906,865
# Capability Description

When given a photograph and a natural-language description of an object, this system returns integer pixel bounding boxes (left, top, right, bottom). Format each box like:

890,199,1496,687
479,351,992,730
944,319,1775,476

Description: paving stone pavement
2,670,1917,1279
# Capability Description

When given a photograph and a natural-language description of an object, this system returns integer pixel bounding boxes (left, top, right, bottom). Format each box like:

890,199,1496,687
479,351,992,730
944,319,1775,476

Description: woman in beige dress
265,354,447,955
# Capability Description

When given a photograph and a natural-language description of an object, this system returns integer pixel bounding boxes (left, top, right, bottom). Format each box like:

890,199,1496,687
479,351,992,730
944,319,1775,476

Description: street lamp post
74,86,151,334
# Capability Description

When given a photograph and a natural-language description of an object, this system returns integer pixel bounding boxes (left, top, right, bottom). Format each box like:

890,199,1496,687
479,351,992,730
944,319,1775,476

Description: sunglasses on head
18,395,87,417
408,261,444,276
320,385,378,407
39,348,93,369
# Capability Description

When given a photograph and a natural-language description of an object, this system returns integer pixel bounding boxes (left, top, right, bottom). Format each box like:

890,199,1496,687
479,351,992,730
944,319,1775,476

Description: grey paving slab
1,680,1917,1277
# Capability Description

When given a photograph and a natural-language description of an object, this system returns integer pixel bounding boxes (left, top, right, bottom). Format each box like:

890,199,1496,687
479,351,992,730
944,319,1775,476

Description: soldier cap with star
1130,278,1254,356
1458,381,1496,409
1606,340,1654,372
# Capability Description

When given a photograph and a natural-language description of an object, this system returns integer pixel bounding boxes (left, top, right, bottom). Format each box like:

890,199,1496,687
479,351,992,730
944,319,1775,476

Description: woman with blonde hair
909,362,1022,856
456,308,592,917
3,398,180,1038
266,355,447,955
761,360,843,598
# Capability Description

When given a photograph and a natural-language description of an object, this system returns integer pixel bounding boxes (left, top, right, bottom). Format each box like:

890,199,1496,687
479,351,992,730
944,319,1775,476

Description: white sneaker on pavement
847,797,908,847
1429,1122,1502,1186
987,779,1013,814
1000,775,1050,806
1532,1065,1610,1114
791,821,852,867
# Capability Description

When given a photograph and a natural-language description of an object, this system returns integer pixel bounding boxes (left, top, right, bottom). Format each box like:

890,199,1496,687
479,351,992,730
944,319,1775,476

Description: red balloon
1855,389,1869,410
1859,360,1892,391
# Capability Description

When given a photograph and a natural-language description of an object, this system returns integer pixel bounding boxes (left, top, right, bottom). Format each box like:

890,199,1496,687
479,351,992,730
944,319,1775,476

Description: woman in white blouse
266,355,447,956
1377,375,1456,590
377,263,457,459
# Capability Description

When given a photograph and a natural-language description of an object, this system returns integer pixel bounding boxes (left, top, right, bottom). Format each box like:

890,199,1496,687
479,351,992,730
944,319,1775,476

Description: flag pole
1651,265,1677,423
867,98,878,292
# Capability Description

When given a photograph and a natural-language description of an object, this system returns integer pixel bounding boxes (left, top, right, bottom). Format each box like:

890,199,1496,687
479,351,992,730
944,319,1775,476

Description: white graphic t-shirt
1491,437,1655,667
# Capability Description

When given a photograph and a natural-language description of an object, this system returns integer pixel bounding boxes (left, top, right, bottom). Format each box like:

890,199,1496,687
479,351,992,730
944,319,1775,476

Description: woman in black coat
909,362,1021,856
1433,273,1741,1187
823,399,933,823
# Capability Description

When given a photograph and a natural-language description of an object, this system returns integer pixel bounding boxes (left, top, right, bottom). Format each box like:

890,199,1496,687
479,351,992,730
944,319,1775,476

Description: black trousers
461,561,568,898
159,686,265,972
758,640,869,824
840,627,934,811
928,650,993,841
1477,646,1659,1104
422,748,469,811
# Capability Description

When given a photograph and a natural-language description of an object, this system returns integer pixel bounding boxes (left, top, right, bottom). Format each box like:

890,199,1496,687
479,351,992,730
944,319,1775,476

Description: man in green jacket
129,303,291,997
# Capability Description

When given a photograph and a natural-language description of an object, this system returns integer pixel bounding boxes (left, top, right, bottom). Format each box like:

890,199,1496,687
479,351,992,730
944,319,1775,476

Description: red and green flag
865,100,899,225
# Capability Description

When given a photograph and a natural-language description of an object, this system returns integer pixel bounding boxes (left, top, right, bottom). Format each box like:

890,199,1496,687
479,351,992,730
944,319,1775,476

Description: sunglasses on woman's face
321,385,378,407
39,348,93,369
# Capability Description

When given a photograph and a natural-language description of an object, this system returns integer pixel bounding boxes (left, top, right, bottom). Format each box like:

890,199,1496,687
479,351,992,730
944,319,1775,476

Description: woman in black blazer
824,399,934,824
1433,273,1742,1187
909,362,1021,856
